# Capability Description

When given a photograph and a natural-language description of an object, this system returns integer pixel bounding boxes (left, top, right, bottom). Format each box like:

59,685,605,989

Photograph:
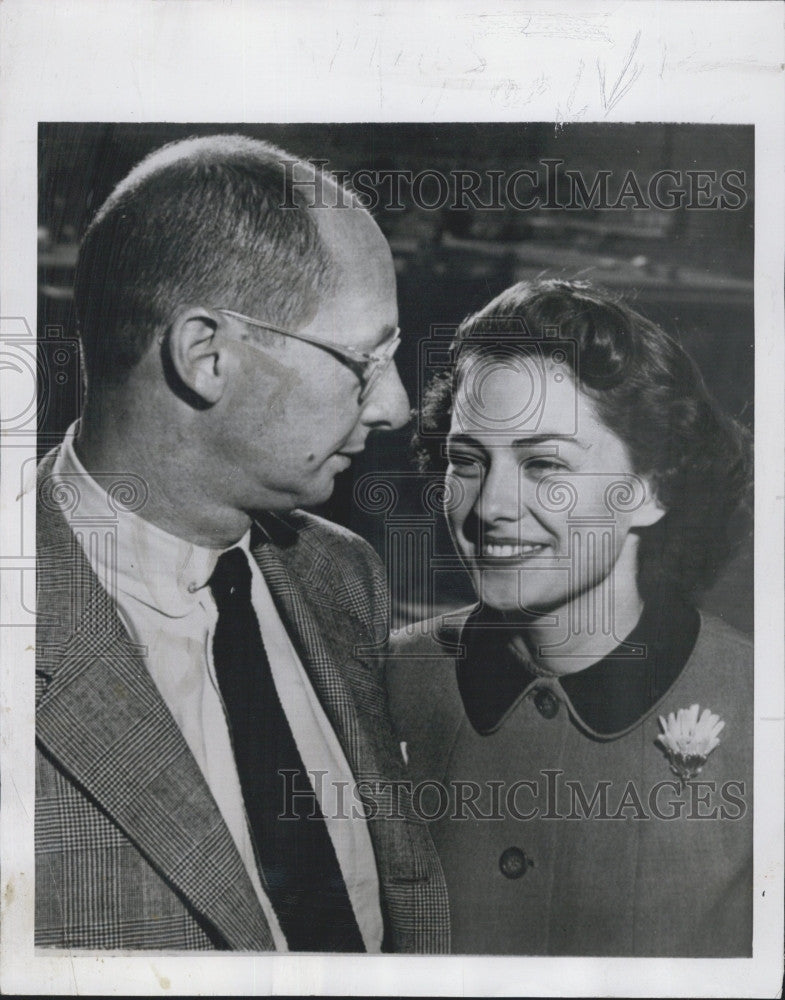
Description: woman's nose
476,456,531,524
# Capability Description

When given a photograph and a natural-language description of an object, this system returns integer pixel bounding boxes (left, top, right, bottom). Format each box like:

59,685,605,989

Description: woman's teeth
481,543,547,558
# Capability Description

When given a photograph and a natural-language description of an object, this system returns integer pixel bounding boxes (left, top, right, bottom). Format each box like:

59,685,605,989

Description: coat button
534,688,559,719
499,846,532,879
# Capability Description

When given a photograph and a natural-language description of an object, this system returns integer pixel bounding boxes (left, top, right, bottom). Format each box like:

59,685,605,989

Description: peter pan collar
455,596,700,740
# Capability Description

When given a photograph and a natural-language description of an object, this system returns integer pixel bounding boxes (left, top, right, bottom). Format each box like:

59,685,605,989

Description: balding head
308,183,396,323
74,134,368,387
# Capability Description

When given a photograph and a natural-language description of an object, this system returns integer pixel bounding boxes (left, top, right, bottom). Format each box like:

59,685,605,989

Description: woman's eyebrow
510,433,591,451
447,432,591,451
446,433,486,451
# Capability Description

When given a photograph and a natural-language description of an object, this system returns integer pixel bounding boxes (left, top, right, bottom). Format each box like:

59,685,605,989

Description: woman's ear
631,476,667,528
164,306,228,405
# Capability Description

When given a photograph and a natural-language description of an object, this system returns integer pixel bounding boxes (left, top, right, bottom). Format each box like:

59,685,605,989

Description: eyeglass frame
217,307,402,403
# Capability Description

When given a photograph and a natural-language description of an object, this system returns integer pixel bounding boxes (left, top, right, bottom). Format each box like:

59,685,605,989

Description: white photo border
1,1,782,995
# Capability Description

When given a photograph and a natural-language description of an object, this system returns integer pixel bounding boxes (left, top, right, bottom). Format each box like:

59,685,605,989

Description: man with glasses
35,134,448,952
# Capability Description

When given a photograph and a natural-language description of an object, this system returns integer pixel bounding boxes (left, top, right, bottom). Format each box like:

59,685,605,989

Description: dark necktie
209,547,365,952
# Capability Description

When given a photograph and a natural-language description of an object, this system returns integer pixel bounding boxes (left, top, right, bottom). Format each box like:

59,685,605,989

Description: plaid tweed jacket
35,449,449,952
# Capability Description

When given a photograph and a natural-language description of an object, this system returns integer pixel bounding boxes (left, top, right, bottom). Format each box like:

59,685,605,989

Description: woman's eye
523,457,567,477
447,453,484,475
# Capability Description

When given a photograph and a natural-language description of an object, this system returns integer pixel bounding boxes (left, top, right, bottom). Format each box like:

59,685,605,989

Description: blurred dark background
38,123,754,633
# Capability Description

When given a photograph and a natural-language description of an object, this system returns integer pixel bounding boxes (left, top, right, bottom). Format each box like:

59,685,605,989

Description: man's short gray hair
74,133,357,384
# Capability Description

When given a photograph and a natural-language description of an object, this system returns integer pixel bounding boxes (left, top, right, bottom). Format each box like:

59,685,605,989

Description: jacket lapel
249,522,438,903
250,534,366,771
36,499,274,952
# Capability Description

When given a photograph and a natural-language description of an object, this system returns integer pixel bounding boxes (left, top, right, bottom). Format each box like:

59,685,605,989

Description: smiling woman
387,279,753,956
442,350,666,674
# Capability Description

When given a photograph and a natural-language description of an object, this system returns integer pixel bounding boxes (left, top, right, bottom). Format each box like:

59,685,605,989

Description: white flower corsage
656,704,725,787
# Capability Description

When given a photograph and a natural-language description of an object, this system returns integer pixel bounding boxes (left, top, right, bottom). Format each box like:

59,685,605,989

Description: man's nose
361,362,410,430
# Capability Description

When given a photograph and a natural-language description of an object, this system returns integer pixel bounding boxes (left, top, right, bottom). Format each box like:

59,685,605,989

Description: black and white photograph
35,120,755,958
1,2,783,997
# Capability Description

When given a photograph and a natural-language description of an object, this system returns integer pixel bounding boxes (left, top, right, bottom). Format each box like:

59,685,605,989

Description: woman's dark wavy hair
416,279,752,601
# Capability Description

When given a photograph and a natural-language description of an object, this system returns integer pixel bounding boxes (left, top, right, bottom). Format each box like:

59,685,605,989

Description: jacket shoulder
275,509,384,588
687,612,754,699
667,611,754,772
386,611,471,766
36,448,68,548
261,509,389,638
389,606,474,658
282,508,380,560
695,611,753,661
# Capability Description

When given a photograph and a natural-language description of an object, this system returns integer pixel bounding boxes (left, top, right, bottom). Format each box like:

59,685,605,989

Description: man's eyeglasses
218,308,401,404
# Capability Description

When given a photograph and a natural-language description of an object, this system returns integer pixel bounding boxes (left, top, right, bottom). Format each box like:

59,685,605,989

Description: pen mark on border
598,30,643,114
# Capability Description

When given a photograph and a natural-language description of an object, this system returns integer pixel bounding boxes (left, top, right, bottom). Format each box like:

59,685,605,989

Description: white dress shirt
51,425,383,952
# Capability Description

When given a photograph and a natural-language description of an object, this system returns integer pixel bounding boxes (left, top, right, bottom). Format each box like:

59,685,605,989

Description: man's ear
164,306,229,406
631,475,667,528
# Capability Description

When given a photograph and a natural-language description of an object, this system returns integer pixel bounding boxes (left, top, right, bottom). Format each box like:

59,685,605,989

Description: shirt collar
52,423,251,618
456,595,700,740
